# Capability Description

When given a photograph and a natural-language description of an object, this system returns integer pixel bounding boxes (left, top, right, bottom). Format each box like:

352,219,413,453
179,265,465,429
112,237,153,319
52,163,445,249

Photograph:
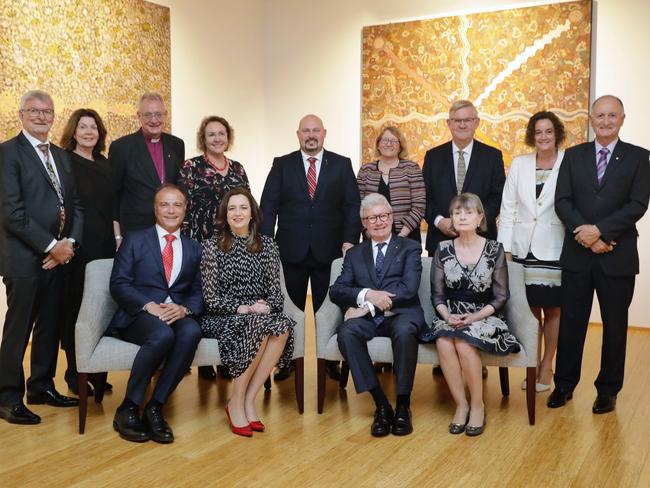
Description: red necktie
307,157,317,200
162,234,176,283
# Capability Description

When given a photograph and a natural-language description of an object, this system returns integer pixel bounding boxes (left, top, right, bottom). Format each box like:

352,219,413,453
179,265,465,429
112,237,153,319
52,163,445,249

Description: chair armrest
283,294,305,358
75,259,117,372
315,296,343,358
503,261,539,367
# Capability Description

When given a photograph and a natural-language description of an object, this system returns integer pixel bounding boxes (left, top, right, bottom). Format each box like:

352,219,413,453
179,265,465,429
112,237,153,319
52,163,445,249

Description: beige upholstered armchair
75,258,305,434
315,257,539,424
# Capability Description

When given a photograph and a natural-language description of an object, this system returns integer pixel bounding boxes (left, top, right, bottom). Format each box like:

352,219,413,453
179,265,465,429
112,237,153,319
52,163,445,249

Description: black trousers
337,313,420,396
0,270,63,405
118,313,201,406
281,250,331,314
555,265,635,396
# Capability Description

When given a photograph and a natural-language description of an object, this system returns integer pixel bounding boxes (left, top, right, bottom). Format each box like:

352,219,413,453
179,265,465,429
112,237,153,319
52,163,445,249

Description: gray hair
360,193,392,220
449,99,477,117
19,90,53,110
138,92,165,109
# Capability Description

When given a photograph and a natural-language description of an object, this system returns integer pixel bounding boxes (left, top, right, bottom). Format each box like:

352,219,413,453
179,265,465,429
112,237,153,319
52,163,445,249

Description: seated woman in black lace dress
200,188,294,437
420,193,520,437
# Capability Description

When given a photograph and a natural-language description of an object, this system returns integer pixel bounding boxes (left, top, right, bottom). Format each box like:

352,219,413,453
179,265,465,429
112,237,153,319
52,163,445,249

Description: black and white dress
200,234,295,377
420,239,521,355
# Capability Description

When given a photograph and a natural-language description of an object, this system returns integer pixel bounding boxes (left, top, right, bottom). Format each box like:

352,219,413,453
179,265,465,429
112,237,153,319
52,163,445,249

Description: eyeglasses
364,212,392,224
449,117,477,125
21,108,54,117
140,111,167,120
379,138,400,146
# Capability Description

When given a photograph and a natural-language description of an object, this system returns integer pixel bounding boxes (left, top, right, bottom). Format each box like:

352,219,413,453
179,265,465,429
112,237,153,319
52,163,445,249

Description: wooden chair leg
526,366,536,425
78,373,88,434
294,357,304,414
264,376,272,390
339,361,350,389
317,358,326,414
93,372,107,404
499,367,510,397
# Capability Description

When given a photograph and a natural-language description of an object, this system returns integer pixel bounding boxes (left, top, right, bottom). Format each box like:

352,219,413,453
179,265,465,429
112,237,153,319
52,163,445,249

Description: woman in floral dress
420,193,520,437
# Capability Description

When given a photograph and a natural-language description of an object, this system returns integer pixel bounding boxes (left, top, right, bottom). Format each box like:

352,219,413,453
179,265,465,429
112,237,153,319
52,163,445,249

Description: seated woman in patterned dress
200,188,294,437
420,193,520,437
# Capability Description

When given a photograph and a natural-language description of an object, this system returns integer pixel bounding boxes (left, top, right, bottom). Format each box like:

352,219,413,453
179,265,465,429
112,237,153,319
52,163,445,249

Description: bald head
590,95,625,146
297,114,326,155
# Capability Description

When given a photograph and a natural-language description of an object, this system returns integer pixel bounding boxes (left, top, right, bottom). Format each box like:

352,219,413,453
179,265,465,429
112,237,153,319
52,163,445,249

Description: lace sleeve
431,246,447,308
489,244,510,312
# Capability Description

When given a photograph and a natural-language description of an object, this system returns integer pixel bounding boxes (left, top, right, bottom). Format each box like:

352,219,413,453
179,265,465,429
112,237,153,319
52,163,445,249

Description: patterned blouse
178,155,249,242
356,159,426,234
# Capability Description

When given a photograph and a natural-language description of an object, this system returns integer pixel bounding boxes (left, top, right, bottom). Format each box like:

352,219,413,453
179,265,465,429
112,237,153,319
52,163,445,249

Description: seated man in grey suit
329,193,424,437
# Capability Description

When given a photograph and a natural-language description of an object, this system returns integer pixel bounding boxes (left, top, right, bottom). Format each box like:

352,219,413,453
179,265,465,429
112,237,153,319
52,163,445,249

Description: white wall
157,0,650,326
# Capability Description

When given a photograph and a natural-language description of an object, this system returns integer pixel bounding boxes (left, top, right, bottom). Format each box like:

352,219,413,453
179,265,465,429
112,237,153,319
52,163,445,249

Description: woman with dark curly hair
498,111,566,393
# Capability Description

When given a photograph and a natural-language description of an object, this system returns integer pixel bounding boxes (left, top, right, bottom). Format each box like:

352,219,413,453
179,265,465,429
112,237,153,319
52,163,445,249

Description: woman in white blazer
498,111,566,392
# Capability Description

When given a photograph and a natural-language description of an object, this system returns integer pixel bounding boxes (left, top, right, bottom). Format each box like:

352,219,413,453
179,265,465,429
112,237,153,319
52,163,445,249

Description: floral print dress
420,239,521,355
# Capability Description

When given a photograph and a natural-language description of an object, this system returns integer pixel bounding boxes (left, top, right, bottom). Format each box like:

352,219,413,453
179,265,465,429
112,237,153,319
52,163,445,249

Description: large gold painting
361,0,592,167
0,0,170,146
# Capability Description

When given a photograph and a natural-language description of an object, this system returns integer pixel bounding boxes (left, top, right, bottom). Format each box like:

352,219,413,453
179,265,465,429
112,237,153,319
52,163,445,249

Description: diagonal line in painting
459,16,471,100
363,112,448,129
380,45,450,109
474,19,572,107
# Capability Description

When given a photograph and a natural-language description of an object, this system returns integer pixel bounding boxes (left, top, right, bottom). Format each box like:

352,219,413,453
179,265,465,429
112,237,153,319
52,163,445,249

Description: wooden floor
2,307,650,488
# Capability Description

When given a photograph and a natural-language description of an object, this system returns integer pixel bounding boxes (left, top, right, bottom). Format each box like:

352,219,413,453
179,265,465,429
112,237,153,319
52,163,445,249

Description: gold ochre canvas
0,0,170,146
361,0,592,167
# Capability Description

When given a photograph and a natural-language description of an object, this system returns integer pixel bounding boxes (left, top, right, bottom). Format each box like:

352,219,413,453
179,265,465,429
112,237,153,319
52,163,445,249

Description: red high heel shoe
225,404,252,437
248,420,265,432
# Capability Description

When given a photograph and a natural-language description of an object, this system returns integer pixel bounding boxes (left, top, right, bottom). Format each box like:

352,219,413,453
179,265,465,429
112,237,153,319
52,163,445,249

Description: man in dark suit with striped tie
260,114,361,381
0,90,83,425
549,95,650,414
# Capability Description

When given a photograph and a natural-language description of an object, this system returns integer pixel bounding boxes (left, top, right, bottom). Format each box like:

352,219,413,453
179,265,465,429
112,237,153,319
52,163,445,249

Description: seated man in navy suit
108,183,203,443
329,193,424,437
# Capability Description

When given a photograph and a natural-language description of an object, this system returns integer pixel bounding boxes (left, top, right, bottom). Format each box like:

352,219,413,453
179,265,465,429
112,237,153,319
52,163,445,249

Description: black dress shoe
0,404,41,425
274,362,295,381
592,394,616,414
392,405,413,436
325,361,341,381
113,407,149,442
143,405,174,443
198,366,217,381
371,405,395,437
547,388,573,408
27,389,78,407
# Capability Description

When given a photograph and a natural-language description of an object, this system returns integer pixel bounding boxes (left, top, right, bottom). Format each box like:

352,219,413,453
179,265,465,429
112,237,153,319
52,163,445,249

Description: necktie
596,147,610,185
162,234,176,284
37,143,65,236
456,150,466,194
307,157,317,200
375,242,386,275
372,242,387,326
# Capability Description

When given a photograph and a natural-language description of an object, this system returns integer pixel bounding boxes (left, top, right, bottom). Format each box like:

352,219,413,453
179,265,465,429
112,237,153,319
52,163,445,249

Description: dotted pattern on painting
0,0,171,148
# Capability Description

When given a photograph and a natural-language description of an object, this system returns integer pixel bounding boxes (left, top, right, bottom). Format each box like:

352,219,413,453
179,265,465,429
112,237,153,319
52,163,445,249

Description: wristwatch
184,306,193,316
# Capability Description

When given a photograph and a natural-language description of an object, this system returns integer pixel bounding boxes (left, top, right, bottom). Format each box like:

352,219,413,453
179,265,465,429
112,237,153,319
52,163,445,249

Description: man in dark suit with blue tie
260,114,361,380
548,95,650,414
109,184,203,443
330,193,424,437
0,90,83,425
110,93,185,240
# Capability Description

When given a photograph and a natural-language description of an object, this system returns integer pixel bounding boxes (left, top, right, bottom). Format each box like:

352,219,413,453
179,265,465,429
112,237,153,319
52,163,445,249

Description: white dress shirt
356,236,392,317
434,140,475,227
155,224,183,303
301,149,324,180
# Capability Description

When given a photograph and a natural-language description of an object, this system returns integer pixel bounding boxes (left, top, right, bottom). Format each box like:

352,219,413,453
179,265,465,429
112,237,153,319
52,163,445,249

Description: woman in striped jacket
357,126,425,245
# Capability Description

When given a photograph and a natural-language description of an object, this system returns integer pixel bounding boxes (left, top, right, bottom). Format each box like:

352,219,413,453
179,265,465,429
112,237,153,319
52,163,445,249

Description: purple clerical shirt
144,134,165,183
